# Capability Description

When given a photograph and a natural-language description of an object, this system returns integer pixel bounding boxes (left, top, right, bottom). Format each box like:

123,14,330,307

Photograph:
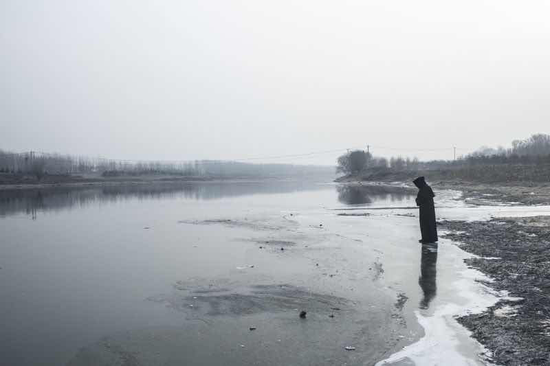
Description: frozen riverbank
440,217,550,365
351,185,550,366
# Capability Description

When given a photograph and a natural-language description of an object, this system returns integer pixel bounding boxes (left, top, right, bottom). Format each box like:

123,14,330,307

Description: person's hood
413,176,426,188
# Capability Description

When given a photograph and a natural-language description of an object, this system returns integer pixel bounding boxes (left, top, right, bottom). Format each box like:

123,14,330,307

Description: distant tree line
336,150,421,175
336,134,550,177
0,150,334,180
464,133,550,165
0,150,200,179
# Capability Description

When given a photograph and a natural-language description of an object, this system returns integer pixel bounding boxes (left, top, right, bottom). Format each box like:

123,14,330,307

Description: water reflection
419,243,438,309
0,181,330,218
337,184,415,205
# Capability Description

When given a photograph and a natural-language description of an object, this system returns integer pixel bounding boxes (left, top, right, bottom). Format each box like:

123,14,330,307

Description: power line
222,147,361,162
368,145,453,152
17,143,479,165
27,147,362,165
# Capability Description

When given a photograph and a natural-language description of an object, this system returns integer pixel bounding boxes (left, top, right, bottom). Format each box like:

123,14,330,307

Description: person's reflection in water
419,242,438,309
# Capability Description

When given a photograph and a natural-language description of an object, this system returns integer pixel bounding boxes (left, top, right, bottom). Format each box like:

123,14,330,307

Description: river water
0,181,527,366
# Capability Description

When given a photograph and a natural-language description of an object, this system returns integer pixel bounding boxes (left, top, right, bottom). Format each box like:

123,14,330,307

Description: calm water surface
0,182,419,366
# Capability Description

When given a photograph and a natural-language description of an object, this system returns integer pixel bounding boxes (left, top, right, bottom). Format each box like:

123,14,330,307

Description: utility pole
453,146,456,161
366,145,370,168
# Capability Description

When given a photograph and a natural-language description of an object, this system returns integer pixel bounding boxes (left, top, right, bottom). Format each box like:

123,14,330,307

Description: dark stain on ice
147,283,352,318
178,218,292,231
372,260,384,281
395,293,408,311
337,213,371,217
253,239,296,247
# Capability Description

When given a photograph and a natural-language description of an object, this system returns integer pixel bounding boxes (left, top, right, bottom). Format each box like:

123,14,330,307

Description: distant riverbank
337,172,550,206
0,173,332,191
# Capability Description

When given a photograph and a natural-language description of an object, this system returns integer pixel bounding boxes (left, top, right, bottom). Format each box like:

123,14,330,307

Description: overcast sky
1,1,549,165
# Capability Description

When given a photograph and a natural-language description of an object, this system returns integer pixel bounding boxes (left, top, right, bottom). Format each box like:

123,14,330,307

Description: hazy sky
2,1,549,165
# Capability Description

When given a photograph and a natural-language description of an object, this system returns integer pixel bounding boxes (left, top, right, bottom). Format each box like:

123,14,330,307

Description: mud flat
440,217,550,365
434,181,550,206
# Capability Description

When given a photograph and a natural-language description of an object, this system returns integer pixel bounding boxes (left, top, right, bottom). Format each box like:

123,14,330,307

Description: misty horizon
2,1,550,165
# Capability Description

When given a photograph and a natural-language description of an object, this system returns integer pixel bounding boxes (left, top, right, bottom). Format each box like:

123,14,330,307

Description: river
0,181,518,365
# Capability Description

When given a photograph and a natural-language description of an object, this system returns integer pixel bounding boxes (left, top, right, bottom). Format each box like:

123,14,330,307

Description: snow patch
375,258,501,366
493,305,519,318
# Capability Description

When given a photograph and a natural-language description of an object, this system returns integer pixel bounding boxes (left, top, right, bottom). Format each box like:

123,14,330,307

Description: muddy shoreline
434,181,550,206
431,181,550,365
439,217,550,365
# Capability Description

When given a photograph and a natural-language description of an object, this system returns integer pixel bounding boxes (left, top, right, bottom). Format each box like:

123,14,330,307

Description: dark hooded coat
413,177,438,243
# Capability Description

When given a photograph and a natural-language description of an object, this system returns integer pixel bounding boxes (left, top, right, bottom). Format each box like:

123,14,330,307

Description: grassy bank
336,163,550,185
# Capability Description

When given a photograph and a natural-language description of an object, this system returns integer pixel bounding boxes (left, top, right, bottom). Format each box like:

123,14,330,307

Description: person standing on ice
413,176,438,244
